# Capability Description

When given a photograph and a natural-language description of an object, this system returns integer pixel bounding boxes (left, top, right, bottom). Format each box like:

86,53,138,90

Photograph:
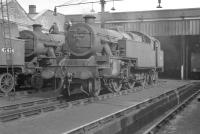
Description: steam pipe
100,0,106,28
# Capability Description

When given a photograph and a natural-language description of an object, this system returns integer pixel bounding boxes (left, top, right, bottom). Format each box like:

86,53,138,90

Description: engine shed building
0,0,66,33
66,8,200,79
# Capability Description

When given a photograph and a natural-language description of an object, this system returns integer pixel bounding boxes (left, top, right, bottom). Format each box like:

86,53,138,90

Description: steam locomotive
18,24,65,91
59,15,164,97
0,22,65,94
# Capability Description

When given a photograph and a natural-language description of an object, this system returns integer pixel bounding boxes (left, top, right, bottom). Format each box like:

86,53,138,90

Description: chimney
83,15,96,25
29,5,37,14
32,24,42,32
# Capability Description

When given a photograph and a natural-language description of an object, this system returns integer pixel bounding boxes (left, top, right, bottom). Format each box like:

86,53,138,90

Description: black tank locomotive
60,15,164,97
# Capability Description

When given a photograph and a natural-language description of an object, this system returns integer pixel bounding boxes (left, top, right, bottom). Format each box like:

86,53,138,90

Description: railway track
63,82,197,134
143,86,200,134
0,81,194,124
0,84,149,122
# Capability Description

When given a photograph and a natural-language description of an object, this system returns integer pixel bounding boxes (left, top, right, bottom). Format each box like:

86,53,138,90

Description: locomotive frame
60,50,161,97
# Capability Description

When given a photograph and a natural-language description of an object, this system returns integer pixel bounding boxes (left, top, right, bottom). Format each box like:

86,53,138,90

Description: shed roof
65,7,200,36
66,7,200,23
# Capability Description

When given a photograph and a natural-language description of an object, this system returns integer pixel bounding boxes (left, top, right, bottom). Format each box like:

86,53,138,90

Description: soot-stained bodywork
61,18,164,97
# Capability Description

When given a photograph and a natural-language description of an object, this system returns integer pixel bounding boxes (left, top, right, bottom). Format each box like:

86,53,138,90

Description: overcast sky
17,0,200,15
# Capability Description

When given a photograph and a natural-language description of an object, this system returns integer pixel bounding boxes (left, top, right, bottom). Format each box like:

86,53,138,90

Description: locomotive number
1,48,14,53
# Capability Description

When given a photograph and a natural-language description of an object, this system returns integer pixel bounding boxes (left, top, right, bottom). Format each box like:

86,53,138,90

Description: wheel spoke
88,79,101,97
80,85,90,96
128,80,135,89
107,81,114,93
53,77,64,92
111,80,122,92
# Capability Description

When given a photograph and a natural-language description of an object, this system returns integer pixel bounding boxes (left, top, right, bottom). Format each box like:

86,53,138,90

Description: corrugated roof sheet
105,19,200,36
66,7,200,36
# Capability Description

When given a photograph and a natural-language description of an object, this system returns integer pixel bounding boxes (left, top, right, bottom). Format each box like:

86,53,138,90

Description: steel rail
143,88,200,134
0,82,193,123
0,84,151,122
63,83,195,134
0,95,60,112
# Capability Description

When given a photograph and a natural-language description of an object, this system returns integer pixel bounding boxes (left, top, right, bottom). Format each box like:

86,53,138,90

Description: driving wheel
0,73,14,94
